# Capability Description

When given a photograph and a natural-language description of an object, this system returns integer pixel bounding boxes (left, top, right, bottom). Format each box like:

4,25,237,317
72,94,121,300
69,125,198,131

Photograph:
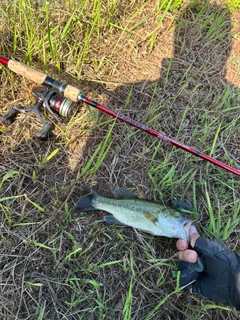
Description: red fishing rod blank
0,55,239,176
0,56,9,66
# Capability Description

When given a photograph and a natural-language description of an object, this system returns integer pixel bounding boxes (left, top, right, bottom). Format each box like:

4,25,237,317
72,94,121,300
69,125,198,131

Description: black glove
178,237,240,310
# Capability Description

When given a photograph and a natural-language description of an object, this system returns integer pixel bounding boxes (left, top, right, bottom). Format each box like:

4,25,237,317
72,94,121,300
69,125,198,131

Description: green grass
0,0,240,319
0,170,20,188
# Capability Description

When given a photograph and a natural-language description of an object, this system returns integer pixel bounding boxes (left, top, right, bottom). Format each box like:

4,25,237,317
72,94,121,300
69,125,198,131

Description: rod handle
64,85,81,102
8,59,81,102
8,59,46,84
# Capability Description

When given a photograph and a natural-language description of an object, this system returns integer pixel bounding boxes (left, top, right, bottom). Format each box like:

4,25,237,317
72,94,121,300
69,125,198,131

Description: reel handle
1,108,18,126
35,122,53,141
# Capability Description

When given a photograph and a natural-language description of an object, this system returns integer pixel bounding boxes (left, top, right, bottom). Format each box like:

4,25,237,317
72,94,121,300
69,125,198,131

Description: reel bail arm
1,86,75,141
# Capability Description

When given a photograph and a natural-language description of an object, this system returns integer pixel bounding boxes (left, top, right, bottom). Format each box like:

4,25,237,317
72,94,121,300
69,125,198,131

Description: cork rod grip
64,85,81,102
7,59,81,102
8,59,47,84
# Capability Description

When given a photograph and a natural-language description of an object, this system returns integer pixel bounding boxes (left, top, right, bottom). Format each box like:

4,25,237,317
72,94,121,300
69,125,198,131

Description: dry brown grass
0,0,240,319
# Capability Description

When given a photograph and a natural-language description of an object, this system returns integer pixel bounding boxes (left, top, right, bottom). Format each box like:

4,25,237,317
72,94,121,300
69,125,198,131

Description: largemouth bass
75,185,194,242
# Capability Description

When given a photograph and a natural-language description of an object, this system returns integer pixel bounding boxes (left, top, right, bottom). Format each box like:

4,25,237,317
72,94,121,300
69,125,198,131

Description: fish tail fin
74,185,100,212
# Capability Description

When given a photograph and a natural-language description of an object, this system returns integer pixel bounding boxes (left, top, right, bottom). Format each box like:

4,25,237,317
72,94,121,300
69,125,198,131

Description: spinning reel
1,86,75,140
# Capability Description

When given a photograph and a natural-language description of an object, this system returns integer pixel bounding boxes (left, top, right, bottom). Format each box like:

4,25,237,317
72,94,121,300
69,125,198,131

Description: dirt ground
0,1,240,319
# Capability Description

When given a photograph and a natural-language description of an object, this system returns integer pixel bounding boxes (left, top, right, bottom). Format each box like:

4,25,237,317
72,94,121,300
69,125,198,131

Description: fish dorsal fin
113,187,137,199
172,198,194,213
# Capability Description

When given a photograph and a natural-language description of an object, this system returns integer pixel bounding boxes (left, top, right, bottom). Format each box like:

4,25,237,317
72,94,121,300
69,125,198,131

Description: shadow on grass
0,1,239,319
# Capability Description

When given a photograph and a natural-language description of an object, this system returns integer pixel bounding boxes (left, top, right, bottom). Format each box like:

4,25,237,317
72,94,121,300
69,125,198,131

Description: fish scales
75,185,194,242
96,197,180,233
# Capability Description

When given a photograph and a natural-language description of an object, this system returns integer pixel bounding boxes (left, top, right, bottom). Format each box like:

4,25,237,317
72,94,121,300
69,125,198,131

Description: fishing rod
0,55,239,177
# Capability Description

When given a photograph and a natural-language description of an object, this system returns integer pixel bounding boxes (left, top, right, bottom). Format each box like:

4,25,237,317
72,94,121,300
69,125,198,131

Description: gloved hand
177,226,240,310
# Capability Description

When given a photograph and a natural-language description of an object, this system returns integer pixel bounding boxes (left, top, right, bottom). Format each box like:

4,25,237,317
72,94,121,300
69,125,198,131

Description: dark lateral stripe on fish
74,185,193,241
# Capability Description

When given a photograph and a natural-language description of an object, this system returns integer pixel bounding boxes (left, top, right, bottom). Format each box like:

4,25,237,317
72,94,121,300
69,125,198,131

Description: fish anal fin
138,229,155,235
104,215,125,225
113,187,137,199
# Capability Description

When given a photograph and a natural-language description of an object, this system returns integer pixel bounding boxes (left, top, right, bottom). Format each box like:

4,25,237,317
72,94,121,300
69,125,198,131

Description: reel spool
1,86,76,141
43,90,75,119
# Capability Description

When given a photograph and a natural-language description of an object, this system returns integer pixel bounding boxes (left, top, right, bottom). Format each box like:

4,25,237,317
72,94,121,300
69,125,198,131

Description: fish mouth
183,220,194,243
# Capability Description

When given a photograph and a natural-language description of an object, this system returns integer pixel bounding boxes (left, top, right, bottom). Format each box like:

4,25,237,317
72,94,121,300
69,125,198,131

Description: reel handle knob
1,108,18,126
35,122,53,141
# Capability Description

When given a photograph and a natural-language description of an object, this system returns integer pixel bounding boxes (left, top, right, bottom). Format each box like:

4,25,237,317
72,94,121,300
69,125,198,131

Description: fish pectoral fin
143,212,159,226
113,187,137,199
104,215,125,225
